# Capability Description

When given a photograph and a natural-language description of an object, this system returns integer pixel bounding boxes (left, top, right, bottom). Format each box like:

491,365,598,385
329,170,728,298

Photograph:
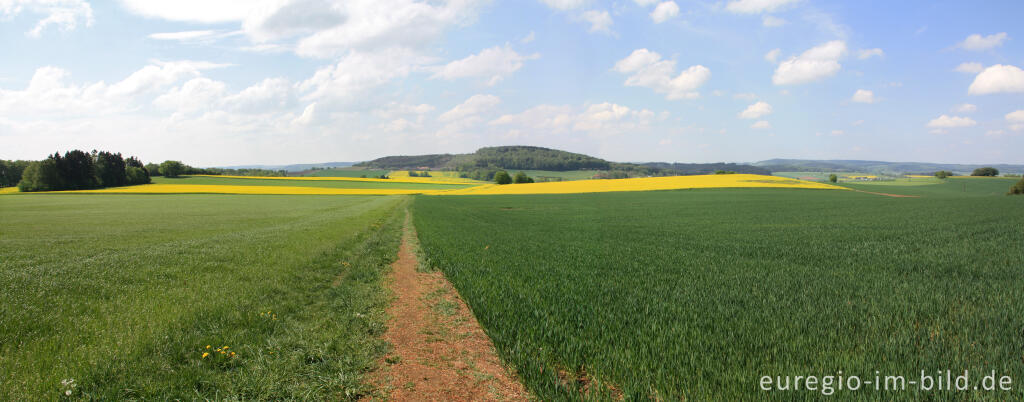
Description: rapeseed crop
440,173,844,195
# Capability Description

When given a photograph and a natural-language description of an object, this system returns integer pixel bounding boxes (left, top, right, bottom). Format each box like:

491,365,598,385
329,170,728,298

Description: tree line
16,150,151,192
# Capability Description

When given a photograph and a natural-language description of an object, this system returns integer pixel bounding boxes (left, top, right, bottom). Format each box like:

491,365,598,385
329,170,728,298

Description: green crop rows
0,194,405,399
413,185,1024,400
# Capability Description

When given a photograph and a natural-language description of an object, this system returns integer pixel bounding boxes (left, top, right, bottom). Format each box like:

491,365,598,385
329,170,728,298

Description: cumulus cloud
954,62,984,74
772,40,847,85
762,15,785,27
1007,110,1024,131
297,48,428,102
968,64,1024,95
857,48,883,60
432,45,539,86
764,48,781,63
953,103,976,113
751,120,771,129
147,29,237,42
438,94,500,123
725,0,800,14
538,0,587,10
1,0,94,37
650,1,679,23
926,115,977,128
613,48,711,100
739,101,772,119
579,9,613,33
633,0,659,5
851,89,875,104
957,32,1008,51
491,102,656,136
120,0,487,59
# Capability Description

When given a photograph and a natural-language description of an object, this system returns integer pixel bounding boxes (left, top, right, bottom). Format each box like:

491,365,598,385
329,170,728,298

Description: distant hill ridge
755,159,1024,175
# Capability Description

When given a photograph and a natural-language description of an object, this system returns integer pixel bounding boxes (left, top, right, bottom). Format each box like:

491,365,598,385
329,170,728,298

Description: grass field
414,184,1024,399
152,176,474,190
0,194,406,399
303,168,390,178
440,174,842,195
519,170,603,181
843,176,1019,197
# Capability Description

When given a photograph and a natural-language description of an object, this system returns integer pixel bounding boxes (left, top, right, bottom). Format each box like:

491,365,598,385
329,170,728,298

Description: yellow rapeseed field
437,174,846,195
0,187,19,194
53,184,427,195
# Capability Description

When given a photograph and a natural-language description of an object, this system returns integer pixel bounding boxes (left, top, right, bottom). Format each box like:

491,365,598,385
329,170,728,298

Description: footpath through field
370,210,528,401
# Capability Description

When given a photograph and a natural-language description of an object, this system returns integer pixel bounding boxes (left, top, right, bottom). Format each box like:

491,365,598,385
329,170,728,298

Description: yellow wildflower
202,352,209,359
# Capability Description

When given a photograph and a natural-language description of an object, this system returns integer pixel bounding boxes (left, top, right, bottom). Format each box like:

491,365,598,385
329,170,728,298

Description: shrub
935,171,952,179
494,171,512,185
1010,177,1024,195
972,167,999,177
159,160,186,178
126,167,150,185
513,171,534,184
829,174,838,183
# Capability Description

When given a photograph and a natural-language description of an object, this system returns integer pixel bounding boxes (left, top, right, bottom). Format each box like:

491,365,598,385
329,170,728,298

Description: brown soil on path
369,210,529,401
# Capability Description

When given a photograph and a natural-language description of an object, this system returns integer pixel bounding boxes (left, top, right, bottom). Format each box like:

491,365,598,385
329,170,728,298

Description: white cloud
968,64,1024,95
958,32,1008,51
147,29,234,42
772,40,847,85
725,0,800,14
830,129,844,136
438,94,500,123
926,115,977,128
490,102,656,137
433,45,539,86
153,77,227,113
292,102,316,125
954,62,984,74
613,48,711,100
738,101,772,119
764,48,781,63
751,120,771,129
954,103,976,113
539,0,587,10
857,48,883,60
851,89,875,104
650,1,679,24
633,0,659,6
733,92,757,100
579,9,613,33
120,0,486,59
1,0,94,37
762,15,785,27
298,48,427,102
1007,110,1024,123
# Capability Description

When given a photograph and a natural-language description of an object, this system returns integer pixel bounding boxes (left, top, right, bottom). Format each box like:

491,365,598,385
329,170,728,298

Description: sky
1,0,1023,166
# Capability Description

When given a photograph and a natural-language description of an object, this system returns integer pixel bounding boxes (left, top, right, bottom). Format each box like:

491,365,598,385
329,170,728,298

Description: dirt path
371,210,529,401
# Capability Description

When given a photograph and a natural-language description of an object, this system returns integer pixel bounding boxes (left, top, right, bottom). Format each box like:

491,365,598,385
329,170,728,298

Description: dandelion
202,352,210,359
206,345,211,349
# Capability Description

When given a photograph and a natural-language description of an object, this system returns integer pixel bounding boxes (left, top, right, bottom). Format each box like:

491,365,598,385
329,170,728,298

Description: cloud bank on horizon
0,0,1022,166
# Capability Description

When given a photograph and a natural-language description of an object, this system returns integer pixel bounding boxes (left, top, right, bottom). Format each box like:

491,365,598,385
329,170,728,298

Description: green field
413,184,1024,399
0,194,405,399
152,175,473,190
519,170,603,181
843,176,1019,196
302,168,390,178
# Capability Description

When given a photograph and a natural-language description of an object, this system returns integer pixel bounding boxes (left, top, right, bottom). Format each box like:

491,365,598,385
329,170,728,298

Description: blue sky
1,0,1022,166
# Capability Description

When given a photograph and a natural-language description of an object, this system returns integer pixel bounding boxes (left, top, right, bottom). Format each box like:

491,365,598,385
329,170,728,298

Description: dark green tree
94,151,127,187
56,150,99,189
1010,177,1024,195
971,167,999,177
145,163,162,176
494,170,512,185
934,171,952,179
18,159,62,192
159,160,186,178
829,174,838,183
513,171,533,184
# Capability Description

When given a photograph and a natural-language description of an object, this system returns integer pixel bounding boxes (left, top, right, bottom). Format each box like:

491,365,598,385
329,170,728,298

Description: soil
368,210,529,401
